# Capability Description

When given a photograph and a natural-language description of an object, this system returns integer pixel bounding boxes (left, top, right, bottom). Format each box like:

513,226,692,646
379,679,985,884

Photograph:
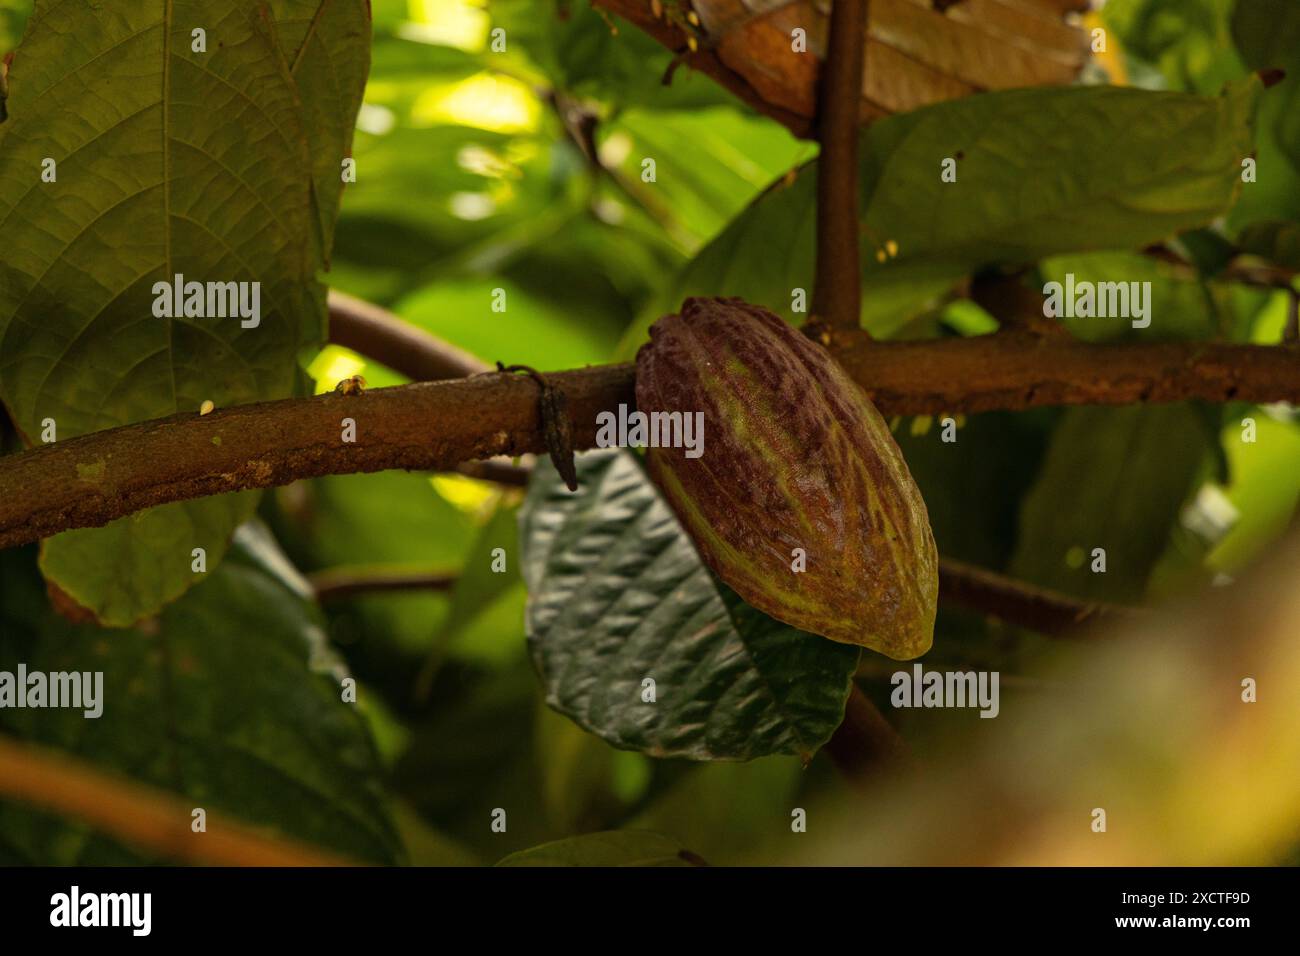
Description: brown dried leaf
598,0,1093,134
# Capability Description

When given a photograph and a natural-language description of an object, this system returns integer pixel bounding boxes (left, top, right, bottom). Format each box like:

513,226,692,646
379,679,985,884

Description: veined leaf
272,0,371,263
0,1,367,625
519,448,859,762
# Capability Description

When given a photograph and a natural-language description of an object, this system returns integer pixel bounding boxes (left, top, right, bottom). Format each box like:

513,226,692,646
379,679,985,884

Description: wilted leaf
597,0,1091,132
519,448,859,762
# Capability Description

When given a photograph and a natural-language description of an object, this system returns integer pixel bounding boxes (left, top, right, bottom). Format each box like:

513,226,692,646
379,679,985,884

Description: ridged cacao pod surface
635,297,938,659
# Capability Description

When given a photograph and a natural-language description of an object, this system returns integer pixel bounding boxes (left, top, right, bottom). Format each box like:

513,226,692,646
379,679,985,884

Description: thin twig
309,567,458,603
0,734,357,866
938,557,1141,636
328,290,489,379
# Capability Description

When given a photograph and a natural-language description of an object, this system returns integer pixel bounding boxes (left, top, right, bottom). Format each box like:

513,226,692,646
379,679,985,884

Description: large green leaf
0,526,403,865
496,830,700,867
273,0,372,263
519,448,859,762
620,79,1260,352
0,1,367,625
1010,405,1212,603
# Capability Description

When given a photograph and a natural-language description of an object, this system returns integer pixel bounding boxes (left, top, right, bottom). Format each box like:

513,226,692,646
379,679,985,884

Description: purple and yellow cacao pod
635,297,938,659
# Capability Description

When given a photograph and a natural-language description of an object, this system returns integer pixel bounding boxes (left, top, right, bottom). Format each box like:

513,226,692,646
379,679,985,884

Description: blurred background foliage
300,0,1300,864
1,0,1297,865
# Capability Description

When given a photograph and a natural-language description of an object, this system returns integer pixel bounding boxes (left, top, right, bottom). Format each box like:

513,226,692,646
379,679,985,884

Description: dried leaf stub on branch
602,0,1093,134
635,297,938,659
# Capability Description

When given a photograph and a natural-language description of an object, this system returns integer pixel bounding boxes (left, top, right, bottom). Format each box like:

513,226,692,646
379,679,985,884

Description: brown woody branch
813,0,868,331
824,683,907,782
826,329,1300,414
328,289,489,379
938,557,1139,636
0,734,356,866
3,330,1300,550
309,567,458,603
328,292,533,486
0,364,634,551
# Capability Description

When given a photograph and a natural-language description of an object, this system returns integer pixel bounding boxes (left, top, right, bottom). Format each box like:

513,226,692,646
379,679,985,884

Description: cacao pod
635,297,938,659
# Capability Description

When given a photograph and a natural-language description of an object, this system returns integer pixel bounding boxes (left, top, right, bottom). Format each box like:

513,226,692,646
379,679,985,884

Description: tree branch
309,567,458,603
303,553,1128,638
824,683,906,782
5,329,1300,549
0,733,355,866
938,557,1139,636
827,329,1300,414
0,365,635,550
328,289,489,379
814,0,868,331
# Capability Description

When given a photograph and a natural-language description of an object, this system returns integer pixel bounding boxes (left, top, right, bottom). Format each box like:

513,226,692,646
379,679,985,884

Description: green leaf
1238,219,1300,270
0,526,404,865
496,830,701,867
601,107,809,250
627,756,805,865
519,448,859,762
436,498,524,657
1038,251,1254,343
1010,405,1212,603
1206,413,1300,571
272,0,372,263
1102,0,1245,94
393,659,557,858
488,0,735,113
894,411,1050,571
0,1,366,625
620,80,1261,352
1230,0,1300,222
0,0,30,55
394,277,624,370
